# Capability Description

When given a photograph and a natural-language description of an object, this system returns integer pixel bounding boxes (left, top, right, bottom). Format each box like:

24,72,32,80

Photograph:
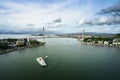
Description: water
0,38,120,80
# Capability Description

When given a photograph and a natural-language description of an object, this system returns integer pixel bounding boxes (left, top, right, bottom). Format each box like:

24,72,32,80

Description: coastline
0,42,45,54
81,41,120,47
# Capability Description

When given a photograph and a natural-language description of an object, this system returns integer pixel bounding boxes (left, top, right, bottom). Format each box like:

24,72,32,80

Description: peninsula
0,38,45,54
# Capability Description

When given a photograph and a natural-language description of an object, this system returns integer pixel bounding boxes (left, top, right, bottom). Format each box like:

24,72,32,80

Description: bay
0,38,120,80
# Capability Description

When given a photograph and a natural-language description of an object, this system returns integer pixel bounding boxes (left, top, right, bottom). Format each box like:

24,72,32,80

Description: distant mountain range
0,30,58,34
65,32,117,37
0,30,117,37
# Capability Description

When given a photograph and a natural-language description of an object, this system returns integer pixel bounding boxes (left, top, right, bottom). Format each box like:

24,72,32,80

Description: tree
0,42,9,49
114,33,120,38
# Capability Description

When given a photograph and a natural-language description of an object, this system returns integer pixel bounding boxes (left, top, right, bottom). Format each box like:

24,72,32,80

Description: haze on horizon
0,0,120,34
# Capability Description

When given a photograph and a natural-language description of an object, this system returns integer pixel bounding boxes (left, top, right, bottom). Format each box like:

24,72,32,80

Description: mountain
0,30,117,36
67,32,115,37
0,30,62,34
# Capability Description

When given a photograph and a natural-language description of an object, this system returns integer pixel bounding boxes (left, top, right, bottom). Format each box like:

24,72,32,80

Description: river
0,38,120,80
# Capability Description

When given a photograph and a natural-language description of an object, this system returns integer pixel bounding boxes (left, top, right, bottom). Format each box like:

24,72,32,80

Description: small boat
36,57,47,67
45,56,48,59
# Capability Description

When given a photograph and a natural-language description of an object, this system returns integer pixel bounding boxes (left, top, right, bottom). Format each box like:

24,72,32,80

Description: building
104,41,109,46
16,39,25,46
113,38,120,46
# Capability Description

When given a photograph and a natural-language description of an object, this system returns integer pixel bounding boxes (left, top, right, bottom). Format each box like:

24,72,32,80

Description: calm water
0,38,120,80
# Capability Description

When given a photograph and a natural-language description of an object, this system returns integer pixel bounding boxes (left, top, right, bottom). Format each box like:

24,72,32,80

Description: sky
0,0,120,33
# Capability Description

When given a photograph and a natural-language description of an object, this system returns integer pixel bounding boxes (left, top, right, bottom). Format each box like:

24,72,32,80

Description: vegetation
29,40,41,45
82,33,120,47
83,36,113,42
0,42,9,49
0,38,45,54
113,33,120,38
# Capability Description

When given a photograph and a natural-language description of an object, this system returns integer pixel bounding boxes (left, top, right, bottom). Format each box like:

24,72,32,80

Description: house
104,41,109,46
98,41,103,44
16,39,25,46
113,38,120,46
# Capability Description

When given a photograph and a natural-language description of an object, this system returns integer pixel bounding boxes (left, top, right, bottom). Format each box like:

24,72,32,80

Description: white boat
36,57,47,66
45,56,48,59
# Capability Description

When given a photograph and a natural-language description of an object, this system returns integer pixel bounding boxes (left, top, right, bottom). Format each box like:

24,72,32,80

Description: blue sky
0,0,120,33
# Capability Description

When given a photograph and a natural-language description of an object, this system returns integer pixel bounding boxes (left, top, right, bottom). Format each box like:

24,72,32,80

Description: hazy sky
0,0,120,33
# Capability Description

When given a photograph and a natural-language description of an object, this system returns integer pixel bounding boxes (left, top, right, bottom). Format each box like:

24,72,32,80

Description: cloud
1,0,119,33
97,2,120,25
0,0,86,32
53,18,62,23
98,2,120,14
47,23,65,29
78,18,94,25
79,2,120,26
52,23,66,28
26,24,35,26
79,15,120,26
45,18,64,29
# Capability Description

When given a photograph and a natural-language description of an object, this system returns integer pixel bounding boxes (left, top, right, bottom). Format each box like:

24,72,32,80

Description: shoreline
81,42,120,47
0,42,45,55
